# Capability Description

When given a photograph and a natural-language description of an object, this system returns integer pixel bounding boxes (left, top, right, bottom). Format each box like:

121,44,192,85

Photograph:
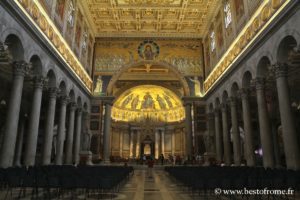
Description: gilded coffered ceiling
80,0,219,38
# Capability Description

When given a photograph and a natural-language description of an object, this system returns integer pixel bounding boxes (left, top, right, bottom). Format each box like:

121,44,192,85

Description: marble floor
0,166,195,200
0,166,298,200
119,166,193,200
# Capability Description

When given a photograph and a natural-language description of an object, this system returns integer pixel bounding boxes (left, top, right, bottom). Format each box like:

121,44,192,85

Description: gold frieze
15,0,93,92
204,0,291,93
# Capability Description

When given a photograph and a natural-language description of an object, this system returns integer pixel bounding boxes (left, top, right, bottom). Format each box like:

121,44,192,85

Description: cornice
203,0,293,95
12,0,93,92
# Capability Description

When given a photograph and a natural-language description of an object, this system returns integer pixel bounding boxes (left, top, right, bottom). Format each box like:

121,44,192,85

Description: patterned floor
0,166,299,200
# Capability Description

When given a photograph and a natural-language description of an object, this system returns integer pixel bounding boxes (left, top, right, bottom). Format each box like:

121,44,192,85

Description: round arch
112,81,184,103
106,60,190,96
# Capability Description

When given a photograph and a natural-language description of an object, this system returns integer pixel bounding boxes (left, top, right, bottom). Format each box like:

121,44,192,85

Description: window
224,1,232,28
210,31,216,52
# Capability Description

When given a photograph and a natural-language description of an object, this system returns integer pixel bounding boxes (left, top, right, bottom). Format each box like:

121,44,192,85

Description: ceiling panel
81,0,219,38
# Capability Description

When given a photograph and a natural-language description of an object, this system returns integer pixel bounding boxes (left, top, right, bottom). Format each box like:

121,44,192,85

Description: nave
0,165,299,200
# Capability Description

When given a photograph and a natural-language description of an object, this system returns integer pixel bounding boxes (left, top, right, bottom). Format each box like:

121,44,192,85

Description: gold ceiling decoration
119,0,181,5
112,85,185,123
81,0,219,38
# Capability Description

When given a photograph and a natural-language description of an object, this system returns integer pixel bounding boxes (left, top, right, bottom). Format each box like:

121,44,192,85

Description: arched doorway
141,135,154,157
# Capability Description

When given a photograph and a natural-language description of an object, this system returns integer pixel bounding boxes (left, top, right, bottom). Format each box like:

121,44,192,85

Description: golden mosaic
94,39,203,76
112,85,185,123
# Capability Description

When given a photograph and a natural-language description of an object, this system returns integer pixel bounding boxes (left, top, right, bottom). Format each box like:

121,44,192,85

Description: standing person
147,157,154,178
159,154,165,165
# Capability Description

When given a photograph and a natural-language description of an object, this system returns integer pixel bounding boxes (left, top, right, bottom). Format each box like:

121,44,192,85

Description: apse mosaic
112,85,185,123
94,39,203,76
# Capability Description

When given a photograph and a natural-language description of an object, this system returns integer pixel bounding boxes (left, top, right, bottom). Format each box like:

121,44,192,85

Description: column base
203,152,216,166
102,160,111,165
79,151,93,165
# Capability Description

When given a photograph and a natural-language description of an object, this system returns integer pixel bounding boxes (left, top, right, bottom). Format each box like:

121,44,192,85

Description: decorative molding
33,76,47,89
273,62,288,78
48,87,60,99
204,0,290,93
13,61,31,77
15,0,93,92
253,77,266,91
81,0,219,38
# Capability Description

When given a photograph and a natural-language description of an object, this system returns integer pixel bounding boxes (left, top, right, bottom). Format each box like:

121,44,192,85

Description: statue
83,129,92,151
142,92,155,109
121,93,133,107
188,76,202,97
82,118,92,151
156,94,166,109
163,94,173,108
67,0,75,27
131,95,140,109
93,76,103,95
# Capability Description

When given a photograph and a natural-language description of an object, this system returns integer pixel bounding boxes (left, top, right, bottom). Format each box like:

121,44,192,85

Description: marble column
155,130,159,159
14,116,26,166
172,131,175,156
55,96,69,165
221,103,231,165
42,87,58,165
207,112,215,153
65,102,77,164
103,102,112,163
255,78,275,168
240,89,255,166
274,63,300,170
73,108,82,164
161,129,165,156
0,61,29,168
129,130,134,158
119,130,123,157
214,108,222,163
229,97,241,166
185,103,193,156
24,77,45,166
136,132,140,158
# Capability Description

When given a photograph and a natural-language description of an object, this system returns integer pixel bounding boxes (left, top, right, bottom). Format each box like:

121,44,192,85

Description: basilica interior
0,0,300,199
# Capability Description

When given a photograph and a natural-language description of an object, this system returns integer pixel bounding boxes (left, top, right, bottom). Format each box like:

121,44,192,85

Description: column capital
207,112,214,120
33,76,47,89
77,107,83,114
252,77,265,90
181,96,200,105
13,61,31,77
0,42,11,62
239,88,250,100
214,108,220,115
272,62,288,78
184,102,192,107
48,87,60,98
228,97,237,106
221,103,228,111
99,96,115,105
60,95,70,105
82,111,90,120
70,102,77,111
